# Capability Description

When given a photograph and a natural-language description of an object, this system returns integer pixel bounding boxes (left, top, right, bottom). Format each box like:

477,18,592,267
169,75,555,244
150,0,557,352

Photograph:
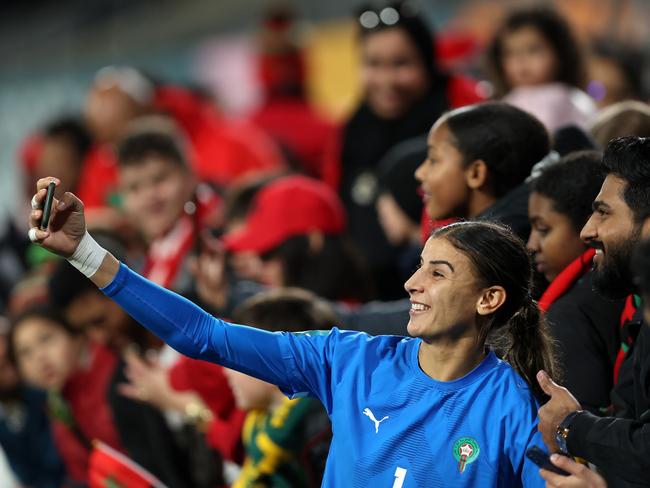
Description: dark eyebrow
429,260,454,272
592,200,611,212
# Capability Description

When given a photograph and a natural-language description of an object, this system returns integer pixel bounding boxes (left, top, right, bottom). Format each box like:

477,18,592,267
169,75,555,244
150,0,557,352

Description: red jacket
169,356,246,462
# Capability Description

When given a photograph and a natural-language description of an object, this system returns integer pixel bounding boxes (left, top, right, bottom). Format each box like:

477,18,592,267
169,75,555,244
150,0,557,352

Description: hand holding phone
525,446,569,476
40,181,56,230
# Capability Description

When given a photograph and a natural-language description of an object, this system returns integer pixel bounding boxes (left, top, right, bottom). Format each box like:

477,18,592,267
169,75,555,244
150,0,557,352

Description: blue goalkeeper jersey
102,264,546,487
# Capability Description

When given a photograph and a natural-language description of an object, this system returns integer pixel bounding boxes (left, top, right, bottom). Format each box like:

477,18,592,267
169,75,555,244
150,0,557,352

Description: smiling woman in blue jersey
27,175,558,487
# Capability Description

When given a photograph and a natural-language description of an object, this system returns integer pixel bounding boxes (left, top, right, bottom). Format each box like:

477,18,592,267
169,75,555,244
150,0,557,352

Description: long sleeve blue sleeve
100,263,333,401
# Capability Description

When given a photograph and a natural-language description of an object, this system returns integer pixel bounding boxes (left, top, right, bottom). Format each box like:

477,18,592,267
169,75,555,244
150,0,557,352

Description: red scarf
538,247,638,385
538,248,595,312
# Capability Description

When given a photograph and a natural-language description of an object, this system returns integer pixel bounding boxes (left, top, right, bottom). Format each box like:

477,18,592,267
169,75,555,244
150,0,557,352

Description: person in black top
338,2,482,299
537,136,650,487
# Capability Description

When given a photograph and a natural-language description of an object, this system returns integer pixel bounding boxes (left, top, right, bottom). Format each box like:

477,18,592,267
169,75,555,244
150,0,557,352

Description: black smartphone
40,182,56,230
525,446,570,476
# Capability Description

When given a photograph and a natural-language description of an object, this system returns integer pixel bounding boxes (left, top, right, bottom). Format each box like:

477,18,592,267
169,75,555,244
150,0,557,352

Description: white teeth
411,303,429,311
595,249,603,255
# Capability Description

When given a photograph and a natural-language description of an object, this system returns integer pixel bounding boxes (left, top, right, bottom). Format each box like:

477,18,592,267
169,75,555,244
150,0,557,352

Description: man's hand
28,177,86,256
118,349,176,411
537,370,581,452
540,454,607,487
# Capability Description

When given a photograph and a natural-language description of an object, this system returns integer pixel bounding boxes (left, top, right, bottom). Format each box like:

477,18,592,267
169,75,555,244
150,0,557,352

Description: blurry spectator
415,102,549,242
375,136,424,283
551,124,597,157
49,258,159,352
227,287,337,487
537,136,650,487
34,117,92,199
590,100,650,148
6,118,92,293
0,224,30,313
8,306,193,486
486,6,596,132
222,175,373,303
249,6,338,181
116,119,220,291
9,306,121,483
587,39,645,109
0,320,64,488
80,66,285,209
528,151,624,412
335,1,484,300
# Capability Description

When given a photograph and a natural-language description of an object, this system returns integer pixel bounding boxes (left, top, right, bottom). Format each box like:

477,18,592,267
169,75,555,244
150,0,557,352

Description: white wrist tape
67,231,107,278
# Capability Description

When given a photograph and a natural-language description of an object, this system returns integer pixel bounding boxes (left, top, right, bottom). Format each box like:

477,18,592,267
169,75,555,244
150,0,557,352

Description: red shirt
51,343,123,482
250,97,338,179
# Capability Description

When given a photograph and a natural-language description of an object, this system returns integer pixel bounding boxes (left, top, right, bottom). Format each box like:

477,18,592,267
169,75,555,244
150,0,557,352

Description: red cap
222,175,346,254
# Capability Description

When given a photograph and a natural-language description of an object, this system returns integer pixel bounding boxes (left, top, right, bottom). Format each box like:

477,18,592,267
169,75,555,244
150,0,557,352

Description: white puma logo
363,407,389,433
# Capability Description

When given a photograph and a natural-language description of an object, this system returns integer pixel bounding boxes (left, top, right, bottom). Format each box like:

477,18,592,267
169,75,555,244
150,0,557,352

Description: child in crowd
116,118,220,291
0,323,64,488
415,101,549,241
486,6,596,132
527,151,625,412
227,287,337,487
587,39,645,109
590,100,650,148
7,306,193,486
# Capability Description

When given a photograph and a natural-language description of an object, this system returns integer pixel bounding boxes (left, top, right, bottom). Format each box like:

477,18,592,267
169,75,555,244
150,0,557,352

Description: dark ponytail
490,296,559,400
432,221,560,401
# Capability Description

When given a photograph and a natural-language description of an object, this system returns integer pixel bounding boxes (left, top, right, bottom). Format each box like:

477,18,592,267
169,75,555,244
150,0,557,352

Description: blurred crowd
1,1,650,487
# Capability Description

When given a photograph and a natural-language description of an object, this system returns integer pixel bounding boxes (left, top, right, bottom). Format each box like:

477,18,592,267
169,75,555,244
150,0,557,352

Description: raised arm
27,178,333,400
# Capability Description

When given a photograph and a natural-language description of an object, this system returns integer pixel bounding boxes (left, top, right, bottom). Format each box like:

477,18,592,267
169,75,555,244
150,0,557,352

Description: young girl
527,151,625,412
29,177,557,487
415,101,549,241
486,6,596,132
9,307,124,483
